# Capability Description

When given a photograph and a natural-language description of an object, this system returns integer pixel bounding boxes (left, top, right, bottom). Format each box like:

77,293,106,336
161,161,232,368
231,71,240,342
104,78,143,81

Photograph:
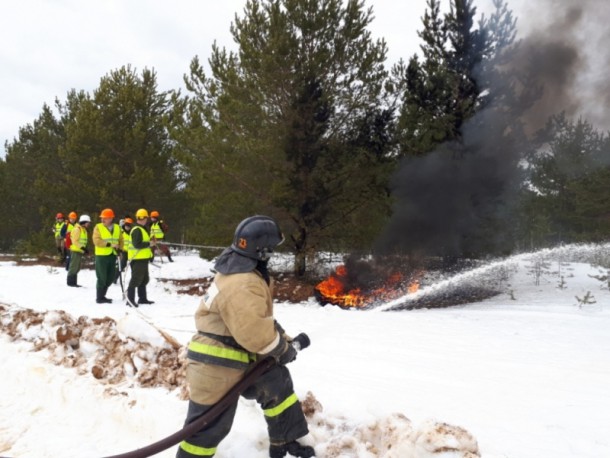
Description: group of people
52,208,172,306
55,212,316,457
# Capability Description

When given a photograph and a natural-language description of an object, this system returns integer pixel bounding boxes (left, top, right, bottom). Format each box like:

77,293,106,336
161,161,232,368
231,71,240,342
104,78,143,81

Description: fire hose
102,356,277,458
161,242,226,250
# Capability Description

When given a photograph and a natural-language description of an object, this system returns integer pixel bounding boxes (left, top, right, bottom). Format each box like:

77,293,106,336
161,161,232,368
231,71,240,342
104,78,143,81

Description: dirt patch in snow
0,304,188,399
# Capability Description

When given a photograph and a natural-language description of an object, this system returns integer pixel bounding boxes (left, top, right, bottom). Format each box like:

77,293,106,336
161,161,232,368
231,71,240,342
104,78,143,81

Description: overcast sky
1,0,526,156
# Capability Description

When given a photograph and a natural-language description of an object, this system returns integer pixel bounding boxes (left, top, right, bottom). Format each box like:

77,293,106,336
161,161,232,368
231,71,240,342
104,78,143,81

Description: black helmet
230,215,284,261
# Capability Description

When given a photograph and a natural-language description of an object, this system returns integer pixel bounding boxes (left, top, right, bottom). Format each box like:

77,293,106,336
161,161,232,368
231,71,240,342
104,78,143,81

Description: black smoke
375,0,610,259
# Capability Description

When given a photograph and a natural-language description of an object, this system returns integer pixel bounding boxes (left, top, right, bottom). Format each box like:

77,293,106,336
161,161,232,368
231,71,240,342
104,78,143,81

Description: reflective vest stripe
179,441,217,456
263,393,298,417
150,221,164,239
95,223,120,256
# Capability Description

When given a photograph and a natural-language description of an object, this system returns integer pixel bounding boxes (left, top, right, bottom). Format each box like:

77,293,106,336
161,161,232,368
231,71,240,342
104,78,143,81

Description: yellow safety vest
128,225,153,260
70,224,88,253
150,221,165,239
123,230,132,253
95,223,120,256
54,222,64,239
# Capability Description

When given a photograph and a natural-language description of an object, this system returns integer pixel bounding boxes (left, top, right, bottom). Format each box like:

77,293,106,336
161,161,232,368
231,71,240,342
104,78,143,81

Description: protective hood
214,247,257,274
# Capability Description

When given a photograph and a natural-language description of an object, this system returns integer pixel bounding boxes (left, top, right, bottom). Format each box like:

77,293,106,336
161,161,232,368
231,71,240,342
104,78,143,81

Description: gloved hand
82,247,89,255
277,342,297,366
292,333,311,351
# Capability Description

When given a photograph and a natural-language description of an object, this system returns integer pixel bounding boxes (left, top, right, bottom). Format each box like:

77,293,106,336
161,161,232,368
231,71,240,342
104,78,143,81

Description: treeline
1,0,608,274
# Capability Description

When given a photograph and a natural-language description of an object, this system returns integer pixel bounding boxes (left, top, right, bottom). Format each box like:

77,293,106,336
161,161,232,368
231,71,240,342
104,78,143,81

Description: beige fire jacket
186,270,290,404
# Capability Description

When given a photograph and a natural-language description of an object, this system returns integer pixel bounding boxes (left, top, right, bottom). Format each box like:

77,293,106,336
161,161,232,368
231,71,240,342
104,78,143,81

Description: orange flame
315,265,421,309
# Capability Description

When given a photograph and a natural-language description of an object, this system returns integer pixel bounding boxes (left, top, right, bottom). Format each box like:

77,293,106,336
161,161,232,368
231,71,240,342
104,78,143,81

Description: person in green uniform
92,208,123,303
127,209,156,306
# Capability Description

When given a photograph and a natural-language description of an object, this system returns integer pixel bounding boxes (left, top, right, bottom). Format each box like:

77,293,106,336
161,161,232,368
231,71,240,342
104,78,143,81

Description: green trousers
128,259,150,288
96,254,117,289
68,251,83,276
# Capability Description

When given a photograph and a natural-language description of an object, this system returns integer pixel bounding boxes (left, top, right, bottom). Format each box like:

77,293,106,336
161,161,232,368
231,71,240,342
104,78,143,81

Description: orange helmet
150,210,160,218
100,208,115,218
69,211,77,220
56,213,64,219
124,217,134,225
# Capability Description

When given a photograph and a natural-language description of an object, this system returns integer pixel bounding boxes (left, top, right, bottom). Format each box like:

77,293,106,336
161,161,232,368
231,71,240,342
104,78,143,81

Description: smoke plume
375,0,610,258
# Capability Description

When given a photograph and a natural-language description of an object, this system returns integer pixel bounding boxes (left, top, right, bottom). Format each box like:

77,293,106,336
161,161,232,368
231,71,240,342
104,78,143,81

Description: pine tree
523,115,610,245
394,0,517,157
176,0,392,275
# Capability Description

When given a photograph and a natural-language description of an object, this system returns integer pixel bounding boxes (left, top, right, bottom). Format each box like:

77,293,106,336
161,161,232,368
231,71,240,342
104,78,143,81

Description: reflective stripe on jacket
93,223,121,256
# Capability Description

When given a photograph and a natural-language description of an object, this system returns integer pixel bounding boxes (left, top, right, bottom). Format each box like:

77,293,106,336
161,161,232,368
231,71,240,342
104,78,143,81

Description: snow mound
0,304,187,398
302,392,480,457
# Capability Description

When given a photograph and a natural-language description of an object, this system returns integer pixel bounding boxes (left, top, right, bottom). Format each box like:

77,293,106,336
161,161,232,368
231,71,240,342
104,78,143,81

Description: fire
315,264,421,309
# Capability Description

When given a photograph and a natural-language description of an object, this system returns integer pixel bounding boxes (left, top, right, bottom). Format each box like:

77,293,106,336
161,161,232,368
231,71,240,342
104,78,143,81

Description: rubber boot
269,441,315,458
103,287,112,303
67,274,81,287
126,287,137,307
96,288,112,304
137,286,154,304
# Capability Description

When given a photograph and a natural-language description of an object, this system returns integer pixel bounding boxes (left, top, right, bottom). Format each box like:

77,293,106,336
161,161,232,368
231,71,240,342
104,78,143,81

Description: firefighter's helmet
230,216,284,261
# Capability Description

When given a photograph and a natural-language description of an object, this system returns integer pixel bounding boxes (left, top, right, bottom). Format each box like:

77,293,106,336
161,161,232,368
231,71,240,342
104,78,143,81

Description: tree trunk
292,226,308,277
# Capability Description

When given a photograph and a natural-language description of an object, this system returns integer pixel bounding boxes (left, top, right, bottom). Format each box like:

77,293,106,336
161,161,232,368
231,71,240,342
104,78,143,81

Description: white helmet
79,214,91,224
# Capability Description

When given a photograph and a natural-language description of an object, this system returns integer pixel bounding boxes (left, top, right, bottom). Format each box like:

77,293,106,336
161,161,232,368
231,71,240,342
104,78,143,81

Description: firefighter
92,208,123,303
67,214,91,287
61,211,78,271
127,209,156,306
150,210,173,262
53,213,66,261
177,216,315,458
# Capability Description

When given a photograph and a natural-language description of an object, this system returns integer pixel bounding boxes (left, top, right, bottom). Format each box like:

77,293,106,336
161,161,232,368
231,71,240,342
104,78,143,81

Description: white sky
0,0,525,156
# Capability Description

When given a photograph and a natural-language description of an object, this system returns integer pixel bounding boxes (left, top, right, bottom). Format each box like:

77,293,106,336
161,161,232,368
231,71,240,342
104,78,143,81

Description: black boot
96,288,111,304
67,274,81,287
137,286,154,304
269,442,315,458
103,287,112,303
126,287,137,307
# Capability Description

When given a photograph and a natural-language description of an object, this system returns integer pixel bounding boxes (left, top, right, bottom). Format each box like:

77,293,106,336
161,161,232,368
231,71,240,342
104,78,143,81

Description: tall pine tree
175,0,392,275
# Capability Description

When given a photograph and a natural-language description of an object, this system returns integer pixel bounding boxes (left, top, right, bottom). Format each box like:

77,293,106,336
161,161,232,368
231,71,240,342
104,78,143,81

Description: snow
1,246,610,457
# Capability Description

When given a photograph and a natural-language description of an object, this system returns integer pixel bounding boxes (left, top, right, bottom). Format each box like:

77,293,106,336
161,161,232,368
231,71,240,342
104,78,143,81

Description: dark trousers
128,259,150,288
95,254,117,289
176,365,309,457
